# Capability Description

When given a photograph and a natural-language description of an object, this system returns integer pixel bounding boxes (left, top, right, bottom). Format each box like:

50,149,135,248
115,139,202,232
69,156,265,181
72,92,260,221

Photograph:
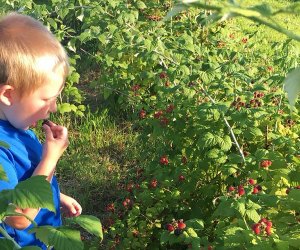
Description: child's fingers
72,202,82,217
42,123,54,140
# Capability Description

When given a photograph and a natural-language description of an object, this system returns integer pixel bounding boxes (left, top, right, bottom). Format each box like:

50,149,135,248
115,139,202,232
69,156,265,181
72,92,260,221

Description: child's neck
0,109,7,121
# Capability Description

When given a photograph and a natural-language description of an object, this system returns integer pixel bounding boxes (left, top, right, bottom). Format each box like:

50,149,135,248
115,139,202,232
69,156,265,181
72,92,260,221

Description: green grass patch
49,110,142,219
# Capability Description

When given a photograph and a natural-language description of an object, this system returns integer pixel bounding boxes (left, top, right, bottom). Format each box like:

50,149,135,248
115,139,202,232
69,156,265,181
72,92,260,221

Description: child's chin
30,122,37,128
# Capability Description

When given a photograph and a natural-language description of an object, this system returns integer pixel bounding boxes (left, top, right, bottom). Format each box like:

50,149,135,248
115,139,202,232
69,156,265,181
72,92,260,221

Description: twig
0,225,21,249
199,84,246,163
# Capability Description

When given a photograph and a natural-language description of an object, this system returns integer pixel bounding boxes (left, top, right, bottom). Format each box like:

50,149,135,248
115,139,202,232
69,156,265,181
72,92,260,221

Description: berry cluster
241,37,248,43
231,91,265,111
153,110,170,126
228,185,245,196
160,155,169,165
286,119,295,128
231,97,245,111
248,178,262,194
228,179,262,196
131,84,140,92
252,218,273,236
248,91,264,108
149,178,158,188
105,203,115,213
139,109,146,119
159,71,171,87
122,198,132,209
165,219,186,236
260,159,272,168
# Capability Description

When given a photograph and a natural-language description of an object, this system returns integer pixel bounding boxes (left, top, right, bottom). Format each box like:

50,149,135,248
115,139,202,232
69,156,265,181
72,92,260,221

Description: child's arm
60,193,82,217
4,121,69,229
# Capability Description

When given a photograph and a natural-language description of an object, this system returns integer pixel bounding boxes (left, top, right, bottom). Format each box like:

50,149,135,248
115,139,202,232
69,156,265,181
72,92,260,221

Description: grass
51,109,142,220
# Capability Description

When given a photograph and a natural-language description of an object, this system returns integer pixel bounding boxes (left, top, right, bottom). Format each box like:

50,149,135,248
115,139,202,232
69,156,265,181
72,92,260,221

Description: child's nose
49,100,57,113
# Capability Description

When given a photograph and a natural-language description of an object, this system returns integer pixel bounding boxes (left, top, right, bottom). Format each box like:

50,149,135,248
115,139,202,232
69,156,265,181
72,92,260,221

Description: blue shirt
0,120,61,249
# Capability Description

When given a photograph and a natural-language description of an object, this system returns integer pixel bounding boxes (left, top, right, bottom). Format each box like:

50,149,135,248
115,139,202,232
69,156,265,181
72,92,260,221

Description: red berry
238,185,245,196
208,246,213,250
248,179,256,185
242,37,248,43
238,188,245,196
265,226,272,236
177,221,186,230
166,224,174,232
228,186,235,192
154,110,163,119
150,179,158,188
160,155,169,165
139,109,146,119
259,218,268,224
166,104,175,113
265,221,272,227
159,72,167,79
252,187,259,194
178,175,185,181
131,84,140,92
160,117,169,126
252,223,261,235
122,198,131,207
260,160,272,168
106,203,115,212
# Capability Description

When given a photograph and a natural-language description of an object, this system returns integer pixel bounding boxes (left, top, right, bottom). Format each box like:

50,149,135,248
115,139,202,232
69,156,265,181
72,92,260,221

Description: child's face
6,65,65,130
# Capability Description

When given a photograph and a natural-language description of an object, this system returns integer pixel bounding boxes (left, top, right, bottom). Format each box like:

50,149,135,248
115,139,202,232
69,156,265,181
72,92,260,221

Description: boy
0,13,82,248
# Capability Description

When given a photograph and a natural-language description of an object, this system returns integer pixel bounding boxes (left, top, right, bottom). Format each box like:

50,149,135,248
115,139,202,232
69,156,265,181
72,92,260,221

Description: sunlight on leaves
283,67,300,108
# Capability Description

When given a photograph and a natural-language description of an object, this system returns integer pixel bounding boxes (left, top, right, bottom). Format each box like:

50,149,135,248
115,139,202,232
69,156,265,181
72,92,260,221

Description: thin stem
0,225,21,249
200,84,246,163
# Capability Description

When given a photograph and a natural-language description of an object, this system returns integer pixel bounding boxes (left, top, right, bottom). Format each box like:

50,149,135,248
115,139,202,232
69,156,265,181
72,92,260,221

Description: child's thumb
43,124,54,140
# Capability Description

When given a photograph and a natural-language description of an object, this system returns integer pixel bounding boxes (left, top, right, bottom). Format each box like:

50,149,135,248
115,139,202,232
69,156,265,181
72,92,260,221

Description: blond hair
0,13,69,95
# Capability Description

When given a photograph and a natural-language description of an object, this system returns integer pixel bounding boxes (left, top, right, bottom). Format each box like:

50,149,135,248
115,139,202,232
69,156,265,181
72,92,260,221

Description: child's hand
41,120,69,163
60,193,82,218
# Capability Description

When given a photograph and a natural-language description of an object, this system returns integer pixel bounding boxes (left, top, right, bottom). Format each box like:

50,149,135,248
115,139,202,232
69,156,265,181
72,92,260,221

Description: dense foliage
1,0,300,249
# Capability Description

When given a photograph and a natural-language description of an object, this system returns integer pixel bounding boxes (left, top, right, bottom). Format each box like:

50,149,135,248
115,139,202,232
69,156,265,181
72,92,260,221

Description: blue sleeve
0,147,18,190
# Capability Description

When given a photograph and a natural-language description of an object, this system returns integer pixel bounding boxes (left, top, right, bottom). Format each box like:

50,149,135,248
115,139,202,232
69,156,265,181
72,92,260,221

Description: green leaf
47,18,57,30
225,226,244,235
246,209,260,222
186,228,198,238
136,1,146,9
32,226,83,250
58,103,73,114
288,189,300,202
67,215,103,241
185,219,204,230
11,176,55,212
219,135,232,151
0,140,9,148
249,4,273,16
231,7,262,18
200,132,218,148
233,200,245,215
0,239,15,250
283,67,300,108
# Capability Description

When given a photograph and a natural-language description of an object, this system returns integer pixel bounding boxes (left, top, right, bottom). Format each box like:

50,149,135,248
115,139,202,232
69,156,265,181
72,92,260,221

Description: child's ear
0,84,15,106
